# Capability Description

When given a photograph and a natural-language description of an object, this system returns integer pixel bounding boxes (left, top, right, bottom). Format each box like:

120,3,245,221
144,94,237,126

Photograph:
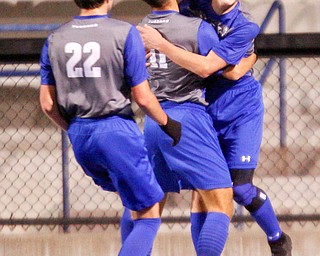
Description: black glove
160,115,181,146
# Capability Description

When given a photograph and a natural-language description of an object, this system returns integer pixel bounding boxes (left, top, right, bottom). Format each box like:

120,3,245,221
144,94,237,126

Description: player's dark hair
142,0,169,8
74,0,105,9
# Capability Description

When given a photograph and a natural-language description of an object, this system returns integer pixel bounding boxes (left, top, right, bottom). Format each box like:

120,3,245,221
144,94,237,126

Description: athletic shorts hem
228,164,258,170
193,182,233,191
125,192,165,212
179,181,233,191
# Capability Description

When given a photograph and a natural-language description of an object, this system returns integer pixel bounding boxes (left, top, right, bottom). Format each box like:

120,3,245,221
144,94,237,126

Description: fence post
278,3,286,148
62,130,70,233
259,0,286,147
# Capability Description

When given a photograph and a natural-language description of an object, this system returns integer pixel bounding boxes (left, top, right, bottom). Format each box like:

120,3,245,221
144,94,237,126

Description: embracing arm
39,85,69,131
137,25,227,78
132,80,181,146
222,53,257,80
131,80,168,126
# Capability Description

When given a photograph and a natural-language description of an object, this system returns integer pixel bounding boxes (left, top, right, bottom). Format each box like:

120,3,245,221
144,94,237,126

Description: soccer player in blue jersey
138,0,292,255
122,0,235,255
39,0,182,255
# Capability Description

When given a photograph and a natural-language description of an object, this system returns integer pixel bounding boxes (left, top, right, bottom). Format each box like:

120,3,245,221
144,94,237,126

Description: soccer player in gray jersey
139,1,291,255
121,0,234,255
39,0,182,255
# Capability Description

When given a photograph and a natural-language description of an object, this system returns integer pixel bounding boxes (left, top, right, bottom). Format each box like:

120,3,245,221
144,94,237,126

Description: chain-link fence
1,49,320,233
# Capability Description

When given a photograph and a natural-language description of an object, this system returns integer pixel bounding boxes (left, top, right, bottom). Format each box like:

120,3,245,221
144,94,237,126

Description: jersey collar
151,10,179,15
74,14,109,20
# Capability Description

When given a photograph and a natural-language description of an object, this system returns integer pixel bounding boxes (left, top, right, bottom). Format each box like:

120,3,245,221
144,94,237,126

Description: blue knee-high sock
251,197,282,241
190,212,207,250
118,218,161,256
120,207,134,244
197,212,230,256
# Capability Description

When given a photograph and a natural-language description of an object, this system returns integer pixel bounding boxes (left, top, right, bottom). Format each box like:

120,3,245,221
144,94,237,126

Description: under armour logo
241,155,251,162
259,191,267,200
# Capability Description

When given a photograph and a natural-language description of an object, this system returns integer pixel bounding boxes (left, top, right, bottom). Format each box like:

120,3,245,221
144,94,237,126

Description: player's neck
152,2,179,12
79,4,110,16
212,0,238,15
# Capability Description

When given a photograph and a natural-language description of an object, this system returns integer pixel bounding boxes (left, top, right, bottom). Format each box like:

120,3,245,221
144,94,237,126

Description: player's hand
146,50,152,67
137,25,164,51
160,115,181,146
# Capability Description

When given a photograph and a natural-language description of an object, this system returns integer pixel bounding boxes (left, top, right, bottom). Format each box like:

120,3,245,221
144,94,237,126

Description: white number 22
65,42,101,78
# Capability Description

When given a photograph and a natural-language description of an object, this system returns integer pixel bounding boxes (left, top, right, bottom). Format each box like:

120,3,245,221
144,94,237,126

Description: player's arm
125,27,168,126
137,24,227,78
126,26,181,145
131,80,167,126
222,53,257,80
39,85,69,131
132,80,181,146
39,38,69,131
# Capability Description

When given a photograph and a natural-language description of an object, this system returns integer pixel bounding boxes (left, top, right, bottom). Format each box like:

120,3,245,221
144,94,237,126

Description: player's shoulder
231,11,260,37
93,17,134,36
53,17,133,33
237,6,260,33
158,11,202,27
106,17,133,27
175,12,203,23
47,21,71,43
236,18,259,33
50,20,73,34
175,12,206,33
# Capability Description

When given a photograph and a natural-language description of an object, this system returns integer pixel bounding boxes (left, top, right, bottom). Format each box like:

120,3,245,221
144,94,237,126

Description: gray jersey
47,17,135,118
140,12,206,105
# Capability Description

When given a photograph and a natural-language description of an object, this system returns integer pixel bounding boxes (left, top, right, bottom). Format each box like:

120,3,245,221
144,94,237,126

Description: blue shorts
206,77,264,170
144,101,232,193
67,116,164,211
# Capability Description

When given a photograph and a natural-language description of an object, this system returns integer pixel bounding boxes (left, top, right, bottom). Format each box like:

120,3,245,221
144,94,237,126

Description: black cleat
268,232,292,256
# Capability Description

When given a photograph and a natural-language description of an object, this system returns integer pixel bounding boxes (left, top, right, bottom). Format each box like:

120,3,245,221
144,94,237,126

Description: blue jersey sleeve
39,38,56,86
197,20,220,56
123,26,149,87
215,22,260,65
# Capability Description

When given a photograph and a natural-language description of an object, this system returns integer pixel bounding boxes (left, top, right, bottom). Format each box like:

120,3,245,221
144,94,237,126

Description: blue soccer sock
120,207,134,244
250,197,282,241
118,218,161,256
197,212,230,256
190,212,207,250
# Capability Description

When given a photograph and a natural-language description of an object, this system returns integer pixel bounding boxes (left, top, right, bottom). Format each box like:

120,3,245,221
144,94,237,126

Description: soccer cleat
268,232,292,256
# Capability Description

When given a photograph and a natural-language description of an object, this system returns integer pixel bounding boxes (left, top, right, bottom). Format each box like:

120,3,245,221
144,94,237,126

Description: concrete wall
0,0,320,37
0,224,318,256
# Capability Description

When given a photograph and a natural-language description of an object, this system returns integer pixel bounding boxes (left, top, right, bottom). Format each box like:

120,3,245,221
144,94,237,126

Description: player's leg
120,115,182,255
157,103,233,255
231,169,292,256
120,194,168,256
194,187,234,256
190,191,207,250
120,194,168,243
212,82,292,255
113,129,163,256
119,203,162,256
69,117,164,256
120,207,134,244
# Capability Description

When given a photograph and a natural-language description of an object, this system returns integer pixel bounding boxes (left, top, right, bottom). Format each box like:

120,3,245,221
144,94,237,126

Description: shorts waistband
211,76,259,90
70,114,133,124
160,100,206,110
